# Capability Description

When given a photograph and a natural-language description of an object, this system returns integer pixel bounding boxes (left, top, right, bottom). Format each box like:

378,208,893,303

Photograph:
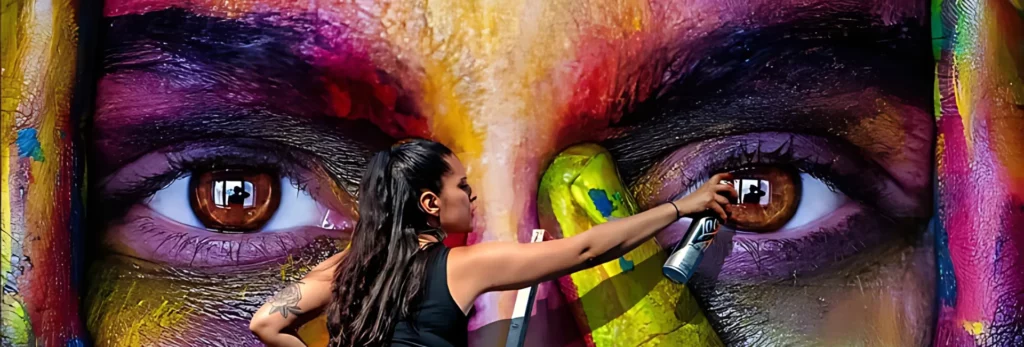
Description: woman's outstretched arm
249,251,344,346
450,173,736,295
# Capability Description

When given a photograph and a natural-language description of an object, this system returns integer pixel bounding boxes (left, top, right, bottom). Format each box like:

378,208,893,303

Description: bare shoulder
448,240,515,260
304,249,347,282
445,241,521,301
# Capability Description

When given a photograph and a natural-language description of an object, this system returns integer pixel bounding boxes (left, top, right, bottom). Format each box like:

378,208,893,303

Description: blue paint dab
618,256,634,273
66,337,87,347
15,128,45,161
934,218,957,306
932,174,957,306
588,189,615,217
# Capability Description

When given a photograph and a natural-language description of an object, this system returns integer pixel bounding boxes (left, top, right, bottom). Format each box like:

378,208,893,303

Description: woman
249,139,736,346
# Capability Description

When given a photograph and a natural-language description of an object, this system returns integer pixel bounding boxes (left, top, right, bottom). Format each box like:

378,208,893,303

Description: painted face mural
2,0,1022,346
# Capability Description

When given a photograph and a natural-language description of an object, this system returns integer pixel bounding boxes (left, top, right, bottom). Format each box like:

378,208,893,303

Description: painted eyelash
678,136,842,195
719,136,843,190
132,216,291,269
702,136,889,211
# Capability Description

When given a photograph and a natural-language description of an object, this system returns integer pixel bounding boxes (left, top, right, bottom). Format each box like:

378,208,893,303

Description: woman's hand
672,173,737,221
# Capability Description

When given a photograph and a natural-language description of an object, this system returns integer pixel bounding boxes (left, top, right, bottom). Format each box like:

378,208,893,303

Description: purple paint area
637,132,930,282
94,9,412,170
636,132,928,216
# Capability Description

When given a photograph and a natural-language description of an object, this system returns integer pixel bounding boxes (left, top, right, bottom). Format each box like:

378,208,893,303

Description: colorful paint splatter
1,0,1021,346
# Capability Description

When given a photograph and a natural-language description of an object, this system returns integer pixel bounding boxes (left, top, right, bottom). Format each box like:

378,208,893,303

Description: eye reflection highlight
190,170,281,232
727,166,801,232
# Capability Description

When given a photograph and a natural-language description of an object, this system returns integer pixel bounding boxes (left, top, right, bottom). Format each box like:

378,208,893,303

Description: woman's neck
418,233,440,247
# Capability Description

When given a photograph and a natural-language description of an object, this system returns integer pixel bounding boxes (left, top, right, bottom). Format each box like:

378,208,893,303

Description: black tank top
390,244,469,346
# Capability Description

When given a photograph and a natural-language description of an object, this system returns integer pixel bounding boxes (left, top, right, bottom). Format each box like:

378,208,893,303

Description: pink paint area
554,30,653,147
934,79,1024,344
105,0,332,17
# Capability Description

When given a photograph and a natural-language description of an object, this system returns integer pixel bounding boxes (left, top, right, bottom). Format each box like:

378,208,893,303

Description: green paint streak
934,68,943,120
931,0,945,60
1,294,33,345
952,0,980,58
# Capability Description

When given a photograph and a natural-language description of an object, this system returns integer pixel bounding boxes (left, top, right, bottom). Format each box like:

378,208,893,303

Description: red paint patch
21,125,86,345
555,31,658,148
314,53,429,139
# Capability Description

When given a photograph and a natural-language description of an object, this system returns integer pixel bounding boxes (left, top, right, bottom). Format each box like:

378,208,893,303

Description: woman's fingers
713,182,739,199
710,172,734,184
714,193,730,206
707,202,728,221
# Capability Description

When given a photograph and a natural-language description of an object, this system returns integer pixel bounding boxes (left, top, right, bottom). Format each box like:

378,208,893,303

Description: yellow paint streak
0,294,31,345
239,284,249,301
280,254,294,281
1,116,11,292
962,320,985,336
1,0,27,293
412,0,503,157
115,299,195,347
936,134,946,172
848,98,908,162
297,314,330,347
952,60,974,151
541,145,721,346
119,280,138,314
981,0,1024,180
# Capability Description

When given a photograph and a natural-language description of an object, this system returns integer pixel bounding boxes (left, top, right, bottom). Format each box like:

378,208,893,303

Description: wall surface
1,0,1022,346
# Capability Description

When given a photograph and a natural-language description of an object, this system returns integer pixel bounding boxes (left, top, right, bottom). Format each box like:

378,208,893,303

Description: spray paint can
662,213,722,284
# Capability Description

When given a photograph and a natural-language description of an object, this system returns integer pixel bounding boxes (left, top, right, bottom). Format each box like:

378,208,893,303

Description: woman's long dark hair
326,139,454,346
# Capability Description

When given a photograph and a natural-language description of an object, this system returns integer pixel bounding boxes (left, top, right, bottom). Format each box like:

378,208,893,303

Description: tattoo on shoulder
267,281,304,318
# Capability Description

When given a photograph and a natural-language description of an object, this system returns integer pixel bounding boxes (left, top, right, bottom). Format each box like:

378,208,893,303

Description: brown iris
727,166,801,232
189,170,281,232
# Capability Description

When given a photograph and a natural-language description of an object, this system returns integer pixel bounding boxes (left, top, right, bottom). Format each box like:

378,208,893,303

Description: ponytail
326,139,453,346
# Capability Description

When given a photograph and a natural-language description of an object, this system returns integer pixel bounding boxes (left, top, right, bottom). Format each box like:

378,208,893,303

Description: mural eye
725,166,850,233
188,170,281,232
100,148,358,269
632,133,912,281
146,170,344,234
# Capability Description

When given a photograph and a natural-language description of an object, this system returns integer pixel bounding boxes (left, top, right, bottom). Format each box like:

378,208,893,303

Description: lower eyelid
635,133,923,281
103,206,350,270
730,202,858,241
689,204,898,282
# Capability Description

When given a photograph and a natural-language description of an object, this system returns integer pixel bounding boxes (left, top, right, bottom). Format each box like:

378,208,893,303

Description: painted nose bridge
465,147,543,244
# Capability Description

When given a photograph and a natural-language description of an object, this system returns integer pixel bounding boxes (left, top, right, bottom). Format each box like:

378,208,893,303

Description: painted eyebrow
604,13,932,182
102,8,320,86
97,110,393,186
95,9,409,183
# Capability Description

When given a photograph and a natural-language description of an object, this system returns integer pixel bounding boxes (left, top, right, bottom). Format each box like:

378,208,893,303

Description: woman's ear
419,191,440,216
